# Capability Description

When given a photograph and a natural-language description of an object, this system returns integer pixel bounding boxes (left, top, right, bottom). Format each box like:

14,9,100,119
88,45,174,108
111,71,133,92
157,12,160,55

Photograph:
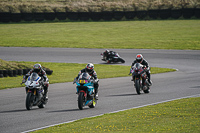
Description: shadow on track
0,109,35,113
106,93,138,97
190,86,200,89
46,108,90,113
99,62,124,65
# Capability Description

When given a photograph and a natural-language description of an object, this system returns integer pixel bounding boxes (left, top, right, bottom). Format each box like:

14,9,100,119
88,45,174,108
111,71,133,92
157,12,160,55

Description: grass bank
0,20,200,50
0,61,175,90
33,97,200,133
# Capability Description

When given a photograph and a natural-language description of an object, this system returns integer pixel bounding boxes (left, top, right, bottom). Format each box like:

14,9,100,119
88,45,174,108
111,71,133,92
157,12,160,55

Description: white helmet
136,54,143,63
85,63,94,74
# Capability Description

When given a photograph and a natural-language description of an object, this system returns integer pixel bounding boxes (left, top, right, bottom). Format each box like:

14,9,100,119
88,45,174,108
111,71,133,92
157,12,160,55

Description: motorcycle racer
103,50,116,63
102,49,116,63
131,54,152,85
101,49,125,63
73,63,99,99
22,64,49,101
103,49,110,60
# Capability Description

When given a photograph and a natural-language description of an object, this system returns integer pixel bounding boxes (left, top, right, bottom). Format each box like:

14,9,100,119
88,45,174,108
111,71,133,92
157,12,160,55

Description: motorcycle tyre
26,92,34,110
135,79,141,95
78,92,85,110
143,87,150,93
119,58,125,63
107,60,111,63
89,97,97,108
38,101,45,108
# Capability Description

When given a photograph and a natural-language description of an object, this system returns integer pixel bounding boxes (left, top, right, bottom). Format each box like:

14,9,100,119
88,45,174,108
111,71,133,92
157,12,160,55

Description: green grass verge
0,58,33,70
0,20,200,50
0,61,176,90
33,97,200,133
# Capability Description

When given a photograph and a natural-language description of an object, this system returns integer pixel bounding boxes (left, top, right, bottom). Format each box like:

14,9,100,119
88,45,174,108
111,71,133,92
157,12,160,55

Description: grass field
33,97,200,133
0,20,200,50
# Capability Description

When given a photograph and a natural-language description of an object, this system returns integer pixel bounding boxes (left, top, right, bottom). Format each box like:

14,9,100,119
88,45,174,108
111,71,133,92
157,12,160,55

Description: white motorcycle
22,72,48,110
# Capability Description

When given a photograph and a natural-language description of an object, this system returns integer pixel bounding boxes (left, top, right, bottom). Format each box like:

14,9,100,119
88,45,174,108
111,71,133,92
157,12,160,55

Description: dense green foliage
0,0,200,13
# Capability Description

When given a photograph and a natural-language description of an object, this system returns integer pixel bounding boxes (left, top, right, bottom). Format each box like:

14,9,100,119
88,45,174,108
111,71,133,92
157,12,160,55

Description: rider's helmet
105,49,110,54
136,54,143,63
33,64,42,73
85,63,94,74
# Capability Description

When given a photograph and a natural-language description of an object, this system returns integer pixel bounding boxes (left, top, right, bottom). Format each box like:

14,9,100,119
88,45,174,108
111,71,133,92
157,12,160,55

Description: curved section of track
0,47,200,133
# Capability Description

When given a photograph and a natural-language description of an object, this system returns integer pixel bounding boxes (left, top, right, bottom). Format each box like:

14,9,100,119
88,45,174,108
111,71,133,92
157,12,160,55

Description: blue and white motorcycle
22,72,47,110
75,72,97,110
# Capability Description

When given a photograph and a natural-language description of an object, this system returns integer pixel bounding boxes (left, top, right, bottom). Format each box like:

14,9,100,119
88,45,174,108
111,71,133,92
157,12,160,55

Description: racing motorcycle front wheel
78,92,85,110
26,92,34,110
135,79,141,95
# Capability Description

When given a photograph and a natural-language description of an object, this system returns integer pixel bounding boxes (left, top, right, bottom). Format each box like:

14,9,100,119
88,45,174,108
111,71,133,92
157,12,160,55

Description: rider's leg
94,83,99,99
43,83,49,100
146,71,152,85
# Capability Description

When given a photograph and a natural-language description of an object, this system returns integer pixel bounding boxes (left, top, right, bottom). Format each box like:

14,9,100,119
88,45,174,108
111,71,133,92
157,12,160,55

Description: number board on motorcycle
79,80,87,84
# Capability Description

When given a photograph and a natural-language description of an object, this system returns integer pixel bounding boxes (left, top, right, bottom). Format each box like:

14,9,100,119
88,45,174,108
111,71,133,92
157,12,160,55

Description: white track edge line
21,94,200,133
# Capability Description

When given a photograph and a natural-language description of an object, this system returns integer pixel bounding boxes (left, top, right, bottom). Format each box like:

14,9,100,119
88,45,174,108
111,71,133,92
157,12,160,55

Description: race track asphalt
0,47,200,133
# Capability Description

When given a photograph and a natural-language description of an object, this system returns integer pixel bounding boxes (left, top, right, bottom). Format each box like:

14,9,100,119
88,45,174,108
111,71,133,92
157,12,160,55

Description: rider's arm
92,71,99,83
131,60,137,67
24,69,33,79
92,71,98,80
130,60,137,74
41,69,48,82
76,69,85,79
22,69,32,83
73,69,84,84
143,59,150,70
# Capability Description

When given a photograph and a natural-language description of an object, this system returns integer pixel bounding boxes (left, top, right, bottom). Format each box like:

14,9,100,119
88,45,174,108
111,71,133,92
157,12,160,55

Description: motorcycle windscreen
30,72,40,82
134,63,143,71
78,73,91,83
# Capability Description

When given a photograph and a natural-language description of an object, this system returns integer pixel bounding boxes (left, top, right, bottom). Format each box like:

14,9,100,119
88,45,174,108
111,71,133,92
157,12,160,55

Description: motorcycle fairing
25,73,42,89
76,81,93,87
76,82,94,95
79,90,87,97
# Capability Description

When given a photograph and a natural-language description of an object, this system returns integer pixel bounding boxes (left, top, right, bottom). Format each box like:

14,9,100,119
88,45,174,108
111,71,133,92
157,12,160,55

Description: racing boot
131,75,135,81
146,72,152,86
43,87,48,103
95,88,99,100
148,79,152,86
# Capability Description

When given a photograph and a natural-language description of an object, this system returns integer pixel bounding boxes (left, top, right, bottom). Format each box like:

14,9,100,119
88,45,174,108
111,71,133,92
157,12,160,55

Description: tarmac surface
0,47,200,133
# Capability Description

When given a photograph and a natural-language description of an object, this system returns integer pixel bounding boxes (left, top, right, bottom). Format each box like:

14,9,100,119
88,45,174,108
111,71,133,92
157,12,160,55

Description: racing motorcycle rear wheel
38,100,45,108
143,87,150,93
119,58,125,63
89,97,97,108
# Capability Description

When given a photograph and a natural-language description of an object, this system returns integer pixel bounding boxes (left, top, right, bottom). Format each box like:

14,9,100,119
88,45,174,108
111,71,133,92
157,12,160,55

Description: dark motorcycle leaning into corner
21,72,48,110
129,63,151,95
101,50,125,63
